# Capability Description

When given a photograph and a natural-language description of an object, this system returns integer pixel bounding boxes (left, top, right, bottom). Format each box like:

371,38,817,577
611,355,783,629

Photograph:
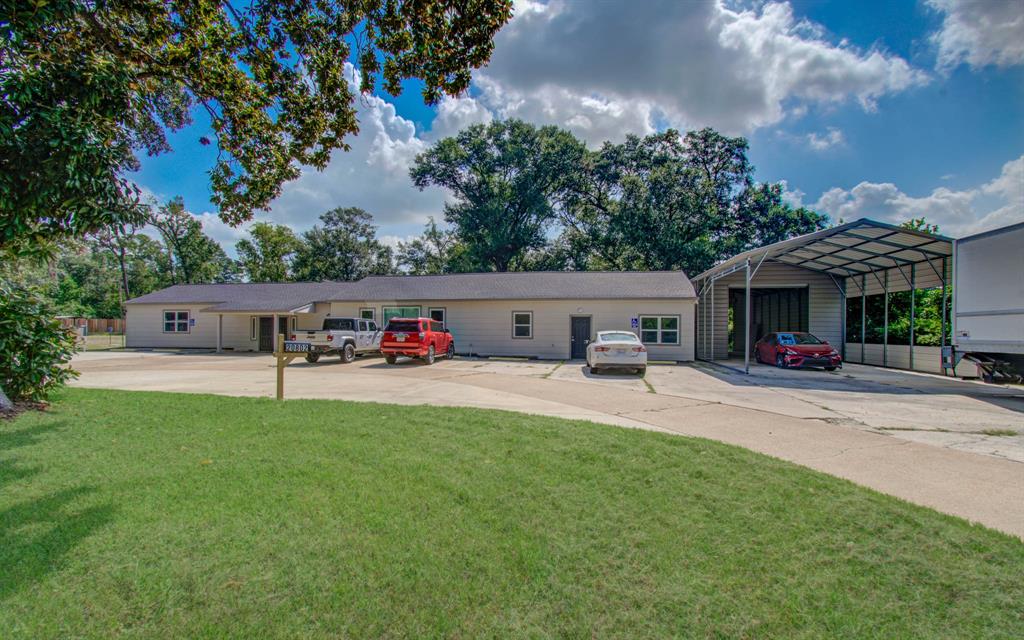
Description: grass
79,334,126,351
2,389,1022,639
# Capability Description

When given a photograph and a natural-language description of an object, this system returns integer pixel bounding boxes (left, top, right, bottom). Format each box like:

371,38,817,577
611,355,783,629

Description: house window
360,307,375,321
383,306,421,324
250,317,257,341
640,315,679,345
512,311,533,339
163,310,190,333
428,307,446,327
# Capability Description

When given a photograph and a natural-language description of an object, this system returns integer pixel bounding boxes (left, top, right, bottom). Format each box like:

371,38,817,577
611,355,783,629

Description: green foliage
292,208,394,281
411,120,587,271
395,217,470,274
149,197,240,284
563,128,827,274
0,280,78,402
236,222,301,282
0,0,512,252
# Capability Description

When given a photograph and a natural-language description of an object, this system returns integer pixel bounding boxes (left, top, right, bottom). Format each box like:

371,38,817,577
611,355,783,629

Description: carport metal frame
694,218,953,374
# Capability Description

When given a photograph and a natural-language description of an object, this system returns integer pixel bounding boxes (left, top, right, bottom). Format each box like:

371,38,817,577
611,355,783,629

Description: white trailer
951,221,1024,381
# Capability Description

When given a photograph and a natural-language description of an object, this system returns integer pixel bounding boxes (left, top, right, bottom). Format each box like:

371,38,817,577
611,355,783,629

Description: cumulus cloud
806,127,845,151
928,0,1024,71
474,0,928,137
812,155,1024,236
263,65,448,232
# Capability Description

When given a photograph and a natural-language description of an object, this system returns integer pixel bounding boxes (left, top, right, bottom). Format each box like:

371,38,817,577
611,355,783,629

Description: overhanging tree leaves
411,120,586,271
0,0,513,252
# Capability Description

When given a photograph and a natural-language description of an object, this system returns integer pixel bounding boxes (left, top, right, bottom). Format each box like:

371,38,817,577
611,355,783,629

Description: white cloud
812,155,1024,236
264,65,449,233
806,127,845,151
473,0,928,137
928,0,1024,71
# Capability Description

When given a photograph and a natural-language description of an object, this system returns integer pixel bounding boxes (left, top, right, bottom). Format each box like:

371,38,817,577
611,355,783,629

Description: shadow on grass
0,486,115,600
0,421,67,453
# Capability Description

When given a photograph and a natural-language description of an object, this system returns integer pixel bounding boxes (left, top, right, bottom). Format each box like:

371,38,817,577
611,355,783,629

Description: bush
0,280,79,402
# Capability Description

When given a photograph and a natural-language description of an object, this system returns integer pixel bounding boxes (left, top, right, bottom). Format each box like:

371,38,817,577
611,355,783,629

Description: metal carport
692,218,954,373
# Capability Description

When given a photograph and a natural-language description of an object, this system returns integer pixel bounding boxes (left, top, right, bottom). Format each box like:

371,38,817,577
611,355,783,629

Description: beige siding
128,298,695,361
844,343,976,376
126,305,310,351
329,298,695,361
695,262,843,360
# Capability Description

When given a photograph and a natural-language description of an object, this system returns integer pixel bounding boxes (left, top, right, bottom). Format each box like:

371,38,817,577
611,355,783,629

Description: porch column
216,314,223,353
272,313,279,351
744,258,751,374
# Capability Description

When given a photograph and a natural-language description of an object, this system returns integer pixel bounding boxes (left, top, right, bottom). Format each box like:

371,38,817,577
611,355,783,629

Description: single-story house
124,271,697,361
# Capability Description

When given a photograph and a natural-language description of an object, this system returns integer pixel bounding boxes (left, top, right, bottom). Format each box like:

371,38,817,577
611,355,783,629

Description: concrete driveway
71,350,1024,538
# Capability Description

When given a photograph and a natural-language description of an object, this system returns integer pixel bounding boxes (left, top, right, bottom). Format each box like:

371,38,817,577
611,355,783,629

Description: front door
258,317,274,352
570,316,591,359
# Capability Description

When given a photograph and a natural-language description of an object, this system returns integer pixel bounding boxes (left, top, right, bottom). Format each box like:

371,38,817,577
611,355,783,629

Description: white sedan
586,331,647,375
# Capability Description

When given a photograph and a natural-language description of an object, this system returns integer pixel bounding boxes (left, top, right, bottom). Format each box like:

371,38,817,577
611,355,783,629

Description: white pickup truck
291,317,382,364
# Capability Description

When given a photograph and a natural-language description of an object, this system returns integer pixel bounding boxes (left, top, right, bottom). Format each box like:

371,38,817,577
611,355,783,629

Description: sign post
273,333,310,400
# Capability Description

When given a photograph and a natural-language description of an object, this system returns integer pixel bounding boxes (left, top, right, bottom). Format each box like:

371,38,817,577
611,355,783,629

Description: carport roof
125,270,696,311
693,218,953,283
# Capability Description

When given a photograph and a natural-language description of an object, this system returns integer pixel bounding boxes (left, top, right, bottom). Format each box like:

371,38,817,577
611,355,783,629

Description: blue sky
133,0,1024,253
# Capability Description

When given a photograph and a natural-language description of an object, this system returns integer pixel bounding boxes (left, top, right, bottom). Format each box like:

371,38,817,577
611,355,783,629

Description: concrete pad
69,351,1024,538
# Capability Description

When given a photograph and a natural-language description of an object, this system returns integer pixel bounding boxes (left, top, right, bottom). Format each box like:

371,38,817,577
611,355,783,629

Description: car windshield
386,320,420,332
777,332,823,345
601,332,639,342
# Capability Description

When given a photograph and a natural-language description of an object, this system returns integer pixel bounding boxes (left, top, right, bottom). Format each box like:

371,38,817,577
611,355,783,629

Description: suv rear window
386,320,420,332
323,318,355,331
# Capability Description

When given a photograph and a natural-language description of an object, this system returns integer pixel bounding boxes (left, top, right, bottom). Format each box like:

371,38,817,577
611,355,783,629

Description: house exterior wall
327,298,695,361
127,298,696,361
125,305,301,351
695,262,843,360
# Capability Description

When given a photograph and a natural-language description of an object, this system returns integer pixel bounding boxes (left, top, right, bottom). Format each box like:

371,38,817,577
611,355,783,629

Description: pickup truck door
368,321,382,349
357,320,370,350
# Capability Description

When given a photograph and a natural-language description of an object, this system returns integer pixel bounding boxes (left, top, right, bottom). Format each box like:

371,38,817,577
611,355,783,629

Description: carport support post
909,264,916,371
860,275,866,364
744,258,751,374
216,314,223,353
883,270,889,368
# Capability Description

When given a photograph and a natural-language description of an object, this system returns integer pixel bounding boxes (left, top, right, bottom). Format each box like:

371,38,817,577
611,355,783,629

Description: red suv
381,317,454,365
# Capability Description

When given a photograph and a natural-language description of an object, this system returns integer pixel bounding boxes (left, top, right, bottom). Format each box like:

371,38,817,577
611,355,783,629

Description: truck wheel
385,355,397,365
423,345,435,365
341,343,356,364
446,343,455,359
305,352,320,364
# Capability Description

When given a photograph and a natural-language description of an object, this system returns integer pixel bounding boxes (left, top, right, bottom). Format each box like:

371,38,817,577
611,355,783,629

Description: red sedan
754,331,842,371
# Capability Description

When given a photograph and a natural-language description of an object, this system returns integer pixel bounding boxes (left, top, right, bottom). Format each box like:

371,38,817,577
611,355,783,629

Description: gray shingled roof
337,271,695,300
126,271,695,311
125,282,352,312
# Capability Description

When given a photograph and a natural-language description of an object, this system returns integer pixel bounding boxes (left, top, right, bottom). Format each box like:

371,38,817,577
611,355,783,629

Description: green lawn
2,389,1022,638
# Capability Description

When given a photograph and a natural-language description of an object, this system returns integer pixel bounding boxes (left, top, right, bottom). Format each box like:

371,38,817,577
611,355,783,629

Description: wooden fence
59,317,126,335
